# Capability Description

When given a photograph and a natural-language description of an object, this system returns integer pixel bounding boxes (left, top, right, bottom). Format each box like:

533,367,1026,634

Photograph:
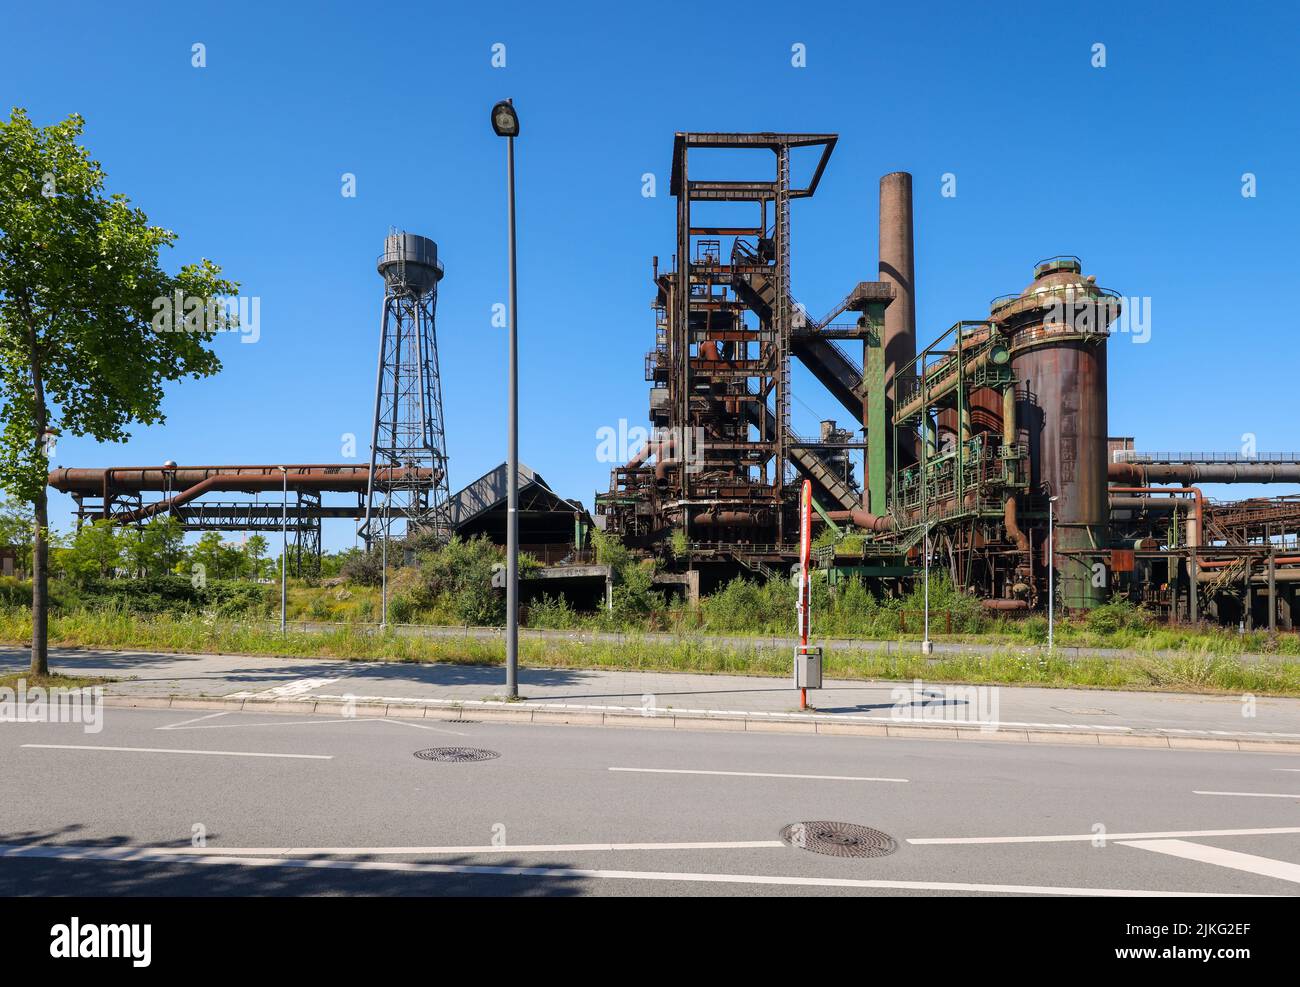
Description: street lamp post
380,496,388,628
492,98,521,699
921,521,932,655
279,466,287,634
1047,495,1059,651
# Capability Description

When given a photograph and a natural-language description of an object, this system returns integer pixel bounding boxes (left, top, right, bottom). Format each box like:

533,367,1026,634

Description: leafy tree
0,109,236,673
189,531,242,582
340,547,384,587
124,515,184,578
0,498,34,571
242,533,270,580
63,520,123,583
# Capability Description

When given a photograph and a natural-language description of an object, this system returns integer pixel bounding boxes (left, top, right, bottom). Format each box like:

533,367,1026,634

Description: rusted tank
993,257,1117,611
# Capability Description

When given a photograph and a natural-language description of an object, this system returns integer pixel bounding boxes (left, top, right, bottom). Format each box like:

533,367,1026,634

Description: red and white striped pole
797,479,812,710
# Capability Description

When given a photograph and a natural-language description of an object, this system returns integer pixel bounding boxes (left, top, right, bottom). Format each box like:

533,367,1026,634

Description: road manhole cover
780,821,897,858
413,747,499,762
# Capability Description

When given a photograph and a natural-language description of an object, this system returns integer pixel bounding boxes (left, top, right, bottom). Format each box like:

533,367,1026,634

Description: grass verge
0,671,113,691
1,607,1299,697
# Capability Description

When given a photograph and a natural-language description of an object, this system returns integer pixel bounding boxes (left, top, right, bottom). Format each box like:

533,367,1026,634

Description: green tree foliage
415,535,504,625
241,533,270,580
189,532,242,582
61,520,123,583
123,515,184,578
0,497,34,570
0,108,237,673
591,528,662,617
339,547,384,586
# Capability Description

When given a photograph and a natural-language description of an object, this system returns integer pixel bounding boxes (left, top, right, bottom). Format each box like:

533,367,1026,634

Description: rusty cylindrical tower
993,257,1118,611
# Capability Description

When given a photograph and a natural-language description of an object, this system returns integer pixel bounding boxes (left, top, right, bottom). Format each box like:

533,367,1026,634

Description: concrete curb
100,693,1300,753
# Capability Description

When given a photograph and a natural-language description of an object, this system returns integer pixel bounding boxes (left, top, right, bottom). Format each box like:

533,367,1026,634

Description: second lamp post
491,98,521,698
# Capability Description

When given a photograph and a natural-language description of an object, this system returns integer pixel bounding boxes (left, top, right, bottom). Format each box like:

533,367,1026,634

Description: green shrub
387,594,416,623
525,594,580,629
340,549,384,587
1086,599,1155,635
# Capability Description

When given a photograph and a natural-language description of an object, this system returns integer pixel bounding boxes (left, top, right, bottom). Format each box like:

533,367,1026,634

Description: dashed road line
609,767,908,783
21,744,332,761
908,826,1300,845
1193,790,1300,800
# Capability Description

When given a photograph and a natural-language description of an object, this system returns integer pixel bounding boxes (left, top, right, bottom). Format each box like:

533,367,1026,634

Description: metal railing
1115,451,1300,464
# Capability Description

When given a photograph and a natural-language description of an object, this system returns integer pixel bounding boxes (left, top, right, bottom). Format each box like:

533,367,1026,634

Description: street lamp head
1049,495,1059,503
491,99,519,138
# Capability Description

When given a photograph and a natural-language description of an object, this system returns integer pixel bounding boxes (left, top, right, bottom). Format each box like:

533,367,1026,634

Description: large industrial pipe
695,510,767,527
827,508,895,532
1109,462,1300,484
982,598,1030,611
48,465,377,495
624,435,678,471
1108,486,1203,549
105,467,429,523
879,172,915,404
1198,567,1300,584
1199,555,1300,570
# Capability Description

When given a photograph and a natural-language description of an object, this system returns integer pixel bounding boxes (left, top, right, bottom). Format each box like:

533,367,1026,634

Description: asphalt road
2,707,1299,896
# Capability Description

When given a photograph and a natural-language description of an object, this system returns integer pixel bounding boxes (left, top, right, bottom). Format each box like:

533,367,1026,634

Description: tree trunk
25,303,50,677
31,487,49,676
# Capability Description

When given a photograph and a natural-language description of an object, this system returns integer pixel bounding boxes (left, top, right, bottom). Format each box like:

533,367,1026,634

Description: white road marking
1120,839,1300,884
1273,768,1300,772
609,767,908,783
153,715,464,737
19,840,787,856
227,677,340,700
376,718,467,737
909,826,1300,845
1193,790,1300,800
157,711,232,730
21,744,332,761
0,843,1262,896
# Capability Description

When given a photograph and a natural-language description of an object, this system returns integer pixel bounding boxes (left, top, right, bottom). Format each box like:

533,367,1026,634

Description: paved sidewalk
281,620,1286,664
5,646,1300,749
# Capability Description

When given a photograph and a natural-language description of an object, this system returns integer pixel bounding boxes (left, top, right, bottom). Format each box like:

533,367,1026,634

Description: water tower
361,231,452,546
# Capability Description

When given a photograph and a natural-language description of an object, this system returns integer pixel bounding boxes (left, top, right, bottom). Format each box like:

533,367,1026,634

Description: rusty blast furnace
597,131,1300,628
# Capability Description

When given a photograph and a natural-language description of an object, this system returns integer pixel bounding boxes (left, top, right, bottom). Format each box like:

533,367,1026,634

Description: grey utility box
794,648,823,690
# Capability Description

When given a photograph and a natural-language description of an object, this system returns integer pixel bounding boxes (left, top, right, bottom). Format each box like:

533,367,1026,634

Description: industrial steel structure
48,231,588,575
44,133,1300,629
598,130,1300,629
361,231,452,546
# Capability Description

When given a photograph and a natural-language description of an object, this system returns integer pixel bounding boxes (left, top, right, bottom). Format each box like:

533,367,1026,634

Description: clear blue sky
4,1,1296,549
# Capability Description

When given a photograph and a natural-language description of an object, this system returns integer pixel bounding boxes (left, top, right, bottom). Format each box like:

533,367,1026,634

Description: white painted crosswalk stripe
227,677,340,700
1119,839,1300,884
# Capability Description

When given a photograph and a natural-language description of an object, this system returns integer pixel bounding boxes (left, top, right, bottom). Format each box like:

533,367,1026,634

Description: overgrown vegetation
3,606,1299,697
5,525,1297,664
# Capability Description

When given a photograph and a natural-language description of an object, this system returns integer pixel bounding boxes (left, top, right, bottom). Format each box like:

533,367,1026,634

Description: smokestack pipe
879,172,915,403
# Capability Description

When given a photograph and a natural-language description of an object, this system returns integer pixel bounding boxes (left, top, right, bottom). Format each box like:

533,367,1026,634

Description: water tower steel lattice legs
362,232,452,547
